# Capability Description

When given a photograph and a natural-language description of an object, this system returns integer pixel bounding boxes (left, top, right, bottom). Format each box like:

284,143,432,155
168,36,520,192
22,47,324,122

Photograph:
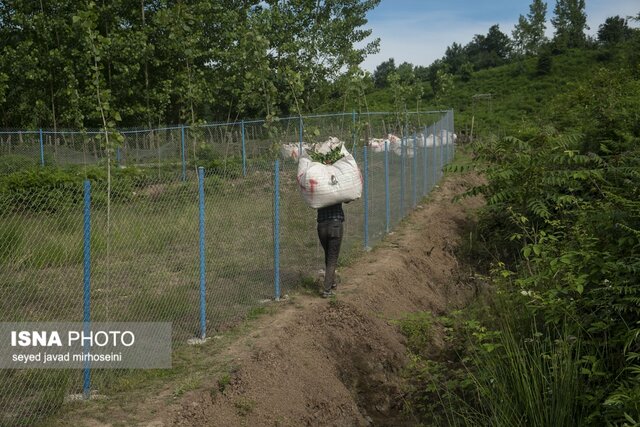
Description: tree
388,66,421,121
512,0,548,55
373,58,396,88
443,42,468,75
597,16,632,45
0,0,382,128
413,65,430,82
433,69,454,104
333,65,373,113
466,24,512,70
551,0,588,48
258,0,381,115
459,62,474,82
396,61,415,85
485,25,513,59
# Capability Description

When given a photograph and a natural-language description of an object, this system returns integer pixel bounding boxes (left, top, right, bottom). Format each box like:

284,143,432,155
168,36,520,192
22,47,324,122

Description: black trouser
317,219,344,292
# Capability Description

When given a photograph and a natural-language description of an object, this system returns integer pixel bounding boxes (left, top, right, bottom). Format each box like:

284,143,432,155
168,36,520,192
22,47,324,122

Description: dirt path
58,170,484,427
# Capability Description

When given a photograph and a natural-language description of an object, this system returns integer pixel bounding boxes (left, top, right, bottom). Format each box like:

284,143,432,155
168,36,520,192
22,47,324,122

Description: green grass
452,324,585,427
234,397,256,416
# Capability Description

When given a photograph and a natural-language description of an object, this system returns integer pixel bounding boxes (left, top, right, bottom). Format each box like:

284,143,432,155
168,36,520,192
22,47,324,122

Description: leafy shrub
0,165,168,213
191,146,243,179
0,154,37,175
0,168,84,213
463,123,640,424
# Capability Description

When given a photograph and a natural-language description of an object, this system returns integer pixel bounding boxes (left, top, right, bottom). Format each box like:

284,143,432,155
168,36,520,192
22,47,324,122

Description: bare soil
56,170,484,427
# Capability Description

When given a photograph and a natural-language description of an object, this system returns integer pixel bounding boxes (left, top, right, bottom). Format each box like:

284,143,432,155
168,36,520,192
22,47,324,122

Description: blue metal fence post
352,111,357,161
298,116,303,155
446,111,451,164
442,113,447,165
412,133,417,207
274,159,281,301
363,145,369,250
447,110,453,163
444,113,449,165
198,167,206,339
181,125,186,181
440,116,444,178
82,179,91,399
423,126,428,195
384,141,390,233
241,121,247,177
352,110,356,147
447,111,452,164
400,137,405,219
452,109,456,158
39,129,45,166
116,147,121,167
447,112,451,163
432,123,437,186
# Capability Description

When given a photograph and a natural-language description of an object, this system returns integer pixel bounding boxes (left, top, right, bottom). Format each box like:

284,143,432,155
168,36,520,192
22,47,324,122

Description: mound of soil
61,171,484,427
168,172,484,427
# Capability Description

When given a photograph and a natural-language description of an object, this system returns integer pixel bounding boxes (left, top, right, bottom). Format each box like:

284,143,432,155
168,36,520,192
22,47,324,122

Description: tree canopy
551,0,588,48
0,0,380,129
512,0,547,55
598,15,633,45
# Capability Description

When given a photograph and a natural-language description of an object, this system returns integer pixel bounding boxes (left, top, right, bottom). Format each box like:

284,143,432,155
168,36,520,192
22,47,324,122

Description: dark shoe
321,289,336,298
330,283,337,291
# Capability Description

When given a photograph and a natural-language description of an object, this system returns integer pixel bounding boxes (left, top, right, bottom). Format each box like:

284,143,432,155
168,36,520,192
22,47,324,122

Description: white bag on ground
368,138,385,152
297,143,362,209
281,142,311,162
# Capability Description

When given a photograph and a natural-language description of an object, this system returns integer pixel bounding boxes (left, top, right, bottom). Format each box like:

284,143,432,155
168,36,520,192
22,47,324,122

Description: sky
359,0,640,72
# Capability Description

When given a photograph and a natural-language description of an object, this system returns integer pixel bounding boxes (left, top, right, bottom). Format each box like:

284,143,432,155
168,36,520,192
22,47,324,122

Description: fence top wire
0,110,453,136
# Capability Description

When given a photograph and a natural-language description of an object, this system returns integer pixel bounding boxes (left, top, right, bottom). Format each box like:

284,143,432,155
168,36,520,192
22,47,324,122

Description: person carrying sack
295,137,362,297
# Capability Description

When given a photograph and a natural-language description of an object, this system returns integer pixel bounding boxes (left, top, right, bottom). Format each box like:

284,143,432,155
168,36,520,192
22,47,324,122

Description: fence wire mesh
0,110,455,426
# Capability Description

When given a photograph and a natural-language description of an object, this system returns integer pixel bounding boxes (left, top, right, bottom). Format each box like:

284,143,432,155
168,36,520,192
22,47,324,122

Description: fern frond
528,199,551,220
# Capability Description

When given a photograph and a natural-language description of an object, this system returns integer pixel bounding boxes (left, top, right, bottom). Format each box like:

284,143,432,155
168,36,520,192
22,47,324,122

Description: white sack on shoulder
314,137,341,154
297,144,362,209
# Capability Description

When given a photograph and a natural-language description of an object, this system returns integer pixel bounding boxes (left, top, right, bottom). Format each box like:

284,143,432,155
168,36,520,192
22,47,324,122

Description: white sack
387,134,401,152
439,130,457,145
281,142,311,163
297,144,362,209
420,134,440,148
368,138,387,153
391,139,415,158
314,137,341,154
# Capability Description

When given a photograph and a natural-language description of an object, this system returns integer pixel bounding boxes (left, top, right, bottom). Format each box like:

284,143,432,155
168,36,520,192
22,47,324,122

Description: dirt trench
64,171,484,427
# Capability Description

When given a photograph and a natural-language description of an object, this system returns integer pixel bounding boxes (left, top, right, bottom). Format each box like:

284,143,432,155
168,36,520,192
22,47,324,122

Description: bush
0,168,84,213
0,165,165,213
191,145,243,179
0,154,38,175
463,125,640,425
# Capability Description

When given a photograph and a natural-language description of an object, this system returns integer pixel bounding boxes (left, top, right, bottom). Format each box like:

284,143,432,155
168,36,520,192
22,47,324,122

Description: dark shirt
317,203,344,223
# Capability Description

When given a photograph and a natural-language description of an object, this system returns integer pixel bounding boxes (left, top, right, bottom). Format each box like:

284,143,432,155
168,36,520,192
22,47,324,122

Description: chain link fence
0,110,455,426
